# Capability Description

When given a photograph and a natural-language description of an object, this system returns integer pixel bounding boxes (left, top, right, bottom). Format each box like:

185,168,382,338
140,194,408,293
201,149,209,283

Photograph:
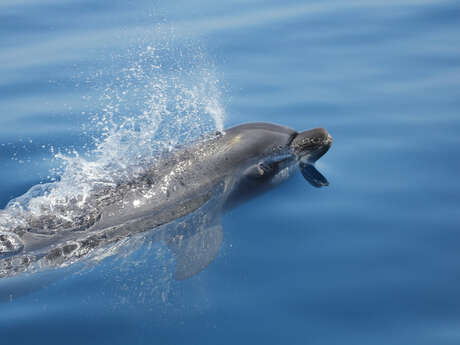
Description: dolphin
0,122,332,281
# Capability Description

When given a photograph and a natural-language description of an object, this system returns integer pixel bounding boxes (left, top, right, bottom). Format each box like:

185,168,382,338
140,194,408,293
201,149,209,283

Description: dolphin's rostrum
0,122,332,280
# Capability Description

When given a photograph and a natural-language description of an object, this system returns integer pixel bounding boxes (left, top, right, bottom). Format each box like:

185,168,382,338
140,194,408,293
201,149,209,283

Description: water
1,0,460,344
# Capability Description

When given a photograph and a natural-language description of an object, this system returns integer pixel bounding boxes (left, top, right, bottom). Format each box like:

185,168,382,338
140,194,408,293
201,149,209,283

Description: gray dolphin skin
0,122,332,281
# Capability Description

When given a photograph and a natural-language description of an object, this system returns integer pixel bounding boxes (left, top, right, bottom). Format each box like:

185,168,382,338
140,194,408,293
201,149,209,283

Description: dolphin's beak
290,128,332,188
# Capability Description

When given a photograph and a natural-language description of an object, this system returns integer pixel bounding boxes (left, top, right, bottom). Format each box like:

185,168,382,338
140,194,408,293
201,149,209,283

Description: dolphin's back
226,122,296,135
0,122,303,279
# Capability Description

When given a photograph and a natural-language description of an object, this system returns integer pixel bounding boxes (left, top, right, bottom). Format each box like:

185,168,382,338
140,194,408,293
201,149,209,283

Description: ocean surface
1,0,460,344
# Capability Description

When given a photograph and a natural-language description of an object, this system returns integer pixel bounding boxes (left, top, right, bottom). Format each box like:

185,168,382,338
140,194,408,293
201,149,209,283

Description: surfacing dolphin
0,122,332,280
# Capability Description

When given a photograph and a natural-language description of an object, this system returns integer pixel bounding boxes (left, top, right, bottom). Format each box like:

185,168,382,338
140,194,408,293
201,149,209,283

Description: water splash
0,34,225,270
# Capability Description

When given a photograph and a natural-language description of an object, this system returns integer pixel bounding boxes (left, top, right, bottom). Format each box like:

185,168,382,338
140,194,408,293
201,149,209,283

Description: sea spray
0,34,225,277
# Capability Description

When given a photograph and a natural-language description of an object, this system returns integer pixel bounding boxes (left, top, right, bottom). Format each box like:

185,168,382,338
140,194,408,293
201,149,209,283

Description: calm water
1,0,460,344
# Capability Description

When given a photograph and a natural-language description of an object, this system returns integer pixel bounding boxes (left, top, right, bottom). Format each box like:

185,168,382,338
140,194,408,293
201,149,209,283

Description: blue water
1,0,460,344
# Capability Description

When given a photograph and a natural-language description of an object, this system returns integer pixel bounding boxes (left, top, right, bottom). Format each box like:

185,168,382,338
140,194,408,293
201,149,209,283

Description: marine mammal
0,122,332,280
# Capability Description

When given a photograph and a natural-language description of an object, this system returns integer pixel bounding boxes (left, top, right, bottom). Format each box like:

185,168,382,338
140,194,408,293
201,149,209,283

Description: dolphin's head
289,127,333,163
220,123,332,188
288,127,333,188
